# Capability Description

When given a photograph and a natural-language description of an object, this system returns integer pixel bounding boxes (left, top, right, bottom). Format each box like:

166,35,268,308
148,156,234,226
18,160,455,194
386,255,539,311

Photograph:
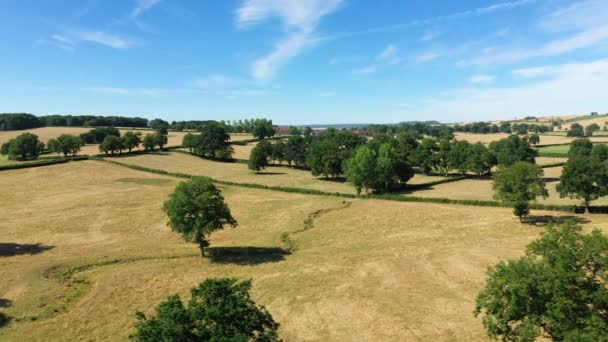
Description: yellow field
2,161,607,340
232,142,256,159
0,127,254,156
560,116,608,131
536,157,567,166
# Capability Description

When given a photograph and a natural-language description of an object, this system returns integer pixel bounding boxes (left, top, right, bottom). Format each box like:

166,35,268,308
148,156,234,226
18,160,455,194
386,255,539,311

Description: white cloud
132,0,163,18
236,0,343,80
75,30,132,49
194,75,241,89
512,66,547,78
377,44,401,64
538,0,608,32
471,25,608,65
421,29,441,41
353,65,377,75
413,58,608,121
470,74,496,84
415,52,441,63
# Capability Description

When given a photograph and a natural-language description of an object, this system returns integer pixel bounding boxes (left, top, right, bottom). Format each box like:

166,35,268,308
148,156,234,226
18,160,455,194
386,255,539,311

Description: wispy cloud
470,74,496,84
353,65,377,75
421,28,441,42
45,30,132,50
319,0,535,41
236,0,343,80
377,44,401,64
470,25,608,65
131,0,163,18
415,52,441,63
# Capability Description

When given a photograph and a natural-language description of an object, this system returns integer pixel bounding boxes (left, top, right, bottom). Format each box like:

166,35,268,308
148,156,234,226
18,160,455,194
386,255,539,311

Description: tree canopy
163,177,237,257
489,135,536,166
47,134,83,157
194,123,233,160
475,221,608,341
1,133,44,160
132,278,280,342
493,161,548,222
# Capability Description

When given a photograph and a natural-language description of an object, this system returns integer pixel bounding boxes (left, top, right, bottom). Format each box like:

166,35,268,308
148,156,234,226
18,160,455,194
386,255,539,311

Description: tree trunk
198,239,206,257
519,214,524,223
585,199,591,214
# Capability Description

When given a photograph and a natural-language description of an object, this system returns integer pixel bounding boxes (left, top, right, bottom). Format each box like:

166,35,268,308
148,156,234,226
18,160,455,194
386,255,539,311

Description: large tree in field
475,221,608,341
248,141,272,173
181,133,197,153
1,133,44,160
567,123,585,137
163,177,237,257
467,142,496,176
142,133,157,151
308,129,365,179
132,278,280,342
252,119,275,140
449,140,471,175
414,138,438,175
99,135,123,155
493,161,548,222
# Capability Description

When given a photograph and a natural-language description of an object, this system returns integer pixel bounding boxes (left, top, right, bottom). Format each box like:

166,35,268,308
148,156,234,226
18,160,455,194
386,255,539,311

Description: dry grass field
454,132,577,145
0,127,254,156
3,161,608,340
111,151,448,194
231,142,257,159
536,157,567,166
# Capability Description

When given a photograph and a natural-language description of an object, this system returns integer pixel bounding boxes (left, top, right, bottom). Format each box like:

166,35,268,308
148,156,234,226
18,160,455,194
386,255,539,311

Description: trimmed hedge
0,156,89,171
98,158,594,213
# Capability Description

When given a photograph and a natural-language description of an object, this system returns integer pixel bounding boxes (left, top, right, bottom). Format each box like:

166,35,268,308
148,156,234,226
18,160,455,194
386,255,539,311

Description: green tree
1,133,44,160
99,135,123,155
121,131,142,152
567,123,585,137
132,278,280,342
376,143,397,190
47,134,83,157
142,133,157,151
489,135,536,166
449,140,471,175
182,133,197,153
414,138,438,175
252,119,275,140
557,155,608,213
271,141,286,165
475,221,608,341
308,129,365,179
195,122,233,159
528,133,540,145
493,161,548,222
153,132,168,150
568,138,593,158
285,135,308,167
346,145,377,195
248,143,270,173
586,123,601,137
163,177,237,257
467,142,496,175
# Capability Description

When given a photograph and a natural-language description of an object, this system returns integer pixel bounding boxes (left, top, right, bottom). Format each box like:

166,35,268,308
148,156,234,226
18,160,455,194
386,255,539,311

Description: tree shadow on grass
0,299,12,328
0,243,54,257
207,246,290,265
524,215,590,226
255,172,287,176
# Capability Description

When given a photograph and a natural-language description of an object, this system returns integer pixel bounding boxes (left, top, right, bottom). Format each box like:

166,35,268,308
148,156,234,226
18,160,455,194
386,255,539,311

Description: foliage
586,123,601,136
153,132,168,150
80,127,121,144
493,161,548,221
142,133,157,151
0,133,45,160
252,119,275,140
248,142,271,172
162,177,237,256
345,145,377,194
489,135,536,166
182,133,197,152
132,278,280,342
0,113,147,131
567,123,585,137
47,134,84,156
285,135,309,168
528,133,540,145
194,122,233,160
467,142,496,175
475,221,608,341
271,141,286,164
307,129,366,178
121,131,142,152
99,135,123,155
414,138,438,175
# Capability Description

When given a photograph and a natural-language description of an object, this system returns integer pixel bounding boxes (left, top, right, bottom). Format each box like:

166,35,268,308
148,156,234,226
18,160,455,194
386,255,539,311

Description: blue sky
1,0,608,125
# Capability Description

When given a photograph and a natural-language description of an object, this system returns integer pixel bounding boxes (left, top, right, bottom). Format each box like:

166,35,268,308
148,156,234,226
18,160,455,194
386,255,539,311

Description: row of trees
0,133,45,160
99,131,167,155
566,122,604,137
453,121,552,134
0,113,148,131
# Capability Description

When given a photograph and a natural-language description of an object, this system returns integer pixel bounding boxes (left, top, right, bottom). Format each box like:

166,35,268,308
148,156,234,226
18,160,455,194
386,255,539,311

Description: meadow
3,161,607,340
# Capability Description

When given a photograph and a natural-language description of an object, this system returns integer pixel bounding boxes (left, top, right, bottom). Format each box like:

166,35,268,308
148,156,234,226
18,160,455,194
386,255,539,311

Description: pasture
3,161,608,340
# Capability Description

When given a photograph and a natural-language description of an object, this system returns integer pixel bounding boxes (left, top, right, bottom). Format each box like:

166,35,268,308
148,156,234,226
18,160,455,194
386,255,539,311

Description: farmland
2,161,607,340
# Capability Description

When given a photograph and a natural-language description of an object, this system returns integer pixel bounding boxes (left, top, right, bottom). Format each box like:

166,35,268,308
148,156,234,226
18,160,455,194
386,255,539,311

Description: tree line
0,113,148,131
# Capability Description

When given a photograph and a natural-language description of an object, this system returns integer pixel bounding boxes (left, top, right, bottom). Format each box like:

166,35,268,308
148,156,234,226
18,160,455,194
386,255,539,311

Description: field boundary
0,156,89,171
97,158,592,214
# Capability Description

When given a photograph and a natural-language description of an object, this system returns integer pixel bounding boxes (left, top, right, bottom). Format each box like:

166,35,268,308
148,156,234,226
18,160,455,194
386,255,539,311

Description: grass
2,161,608,340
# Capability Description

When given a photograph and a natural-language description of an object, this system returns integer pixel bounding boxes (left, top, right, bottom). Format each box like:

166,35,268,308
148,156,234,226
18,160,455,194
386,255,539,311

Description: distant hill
294,121,443,129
